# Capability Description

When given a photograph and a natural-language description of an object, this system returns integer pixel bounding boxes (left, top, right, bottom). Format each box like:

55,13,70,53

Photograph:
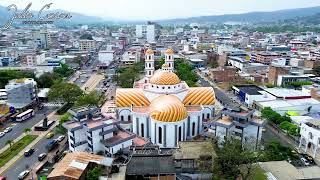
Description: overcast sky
1,0,320,20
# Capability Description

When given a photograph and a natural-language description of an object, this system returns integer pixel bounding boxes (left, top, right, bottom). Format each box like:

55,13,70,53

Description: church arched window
158,127,162,144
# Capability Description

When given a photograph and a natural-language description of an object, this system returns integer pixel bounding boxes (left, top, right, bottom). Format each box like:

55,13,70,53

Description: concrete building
207,109,266,149
121,48,141,66
63,107,147,155
136,24,156,43
98,50,115,68
79,40,96,51
277,75,310,86
5,78,38,109
253,52,280,65
20,52,46,67
299,119,320,158
34,29,51,49
268,65,290,85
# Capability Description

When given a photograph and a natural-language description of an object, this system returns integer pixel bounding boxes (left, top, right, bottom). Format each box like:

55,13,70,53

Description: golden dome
149,71,181,85
145,48,154,55
116,88,150,107
161,63,169,68
183,87,215,105
165,48,174,55
150,95,187,122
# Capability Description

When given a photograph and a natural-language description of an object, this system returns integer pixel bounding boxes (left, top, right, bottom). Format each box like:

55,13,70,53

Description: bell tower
165,48,174,72
145,49,155,80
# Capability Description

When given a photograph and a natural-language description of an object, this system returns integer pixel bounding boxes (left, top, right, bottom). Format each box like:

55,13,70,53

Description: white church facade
116,48,215,148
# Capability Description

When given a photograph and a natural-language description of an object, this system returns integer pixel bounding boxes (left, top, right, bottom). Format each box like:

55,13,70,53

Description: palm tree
24,128,32,134
6,139,13,148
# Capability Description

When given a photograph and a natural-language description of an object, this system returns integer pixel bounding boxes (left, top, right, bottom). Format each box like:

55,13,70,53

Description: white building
207,109,265,149
299,119,320,158
121,49,141,66
116,48,215,148
63,107,147,156
98,50,115,67
136,25,156,43
5,78,38,109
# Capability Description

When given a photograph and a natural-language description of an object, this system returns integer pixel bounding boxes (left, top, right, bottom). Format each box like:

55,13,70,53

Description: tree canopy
48,82,84,104
174,59,198,87
0,70,35,88
75,91,105,107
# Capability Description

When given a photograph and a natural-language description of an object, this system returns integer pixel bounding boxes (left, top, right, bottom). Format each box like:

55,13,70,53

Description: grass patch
0,135,37,168
249,165,267,180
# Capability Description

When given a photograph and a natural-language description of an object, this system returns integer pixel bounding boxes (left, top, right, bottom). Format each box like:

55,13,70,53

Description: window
202,114,205,120
207,113,210,119
169,63,171,67
141,123,144,137
192,122,196,136
158,127,162,144
121,116,124,121
178,126,182,141
128,115,131,121
162,87,165,89
149,63,151,67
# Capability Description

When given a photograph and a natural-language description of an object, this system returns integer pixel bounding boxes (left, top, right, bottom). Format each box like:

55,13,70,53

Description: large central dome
149,71,181,85
150,95,187,122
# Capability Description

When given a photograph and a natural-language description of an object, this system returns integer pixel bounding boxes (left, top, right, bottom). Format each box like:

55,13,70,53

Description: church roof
145,48,154,55
183,87,215,105
165,48,174,55
150,95,187,122
116,88,150,107
149,71,181,85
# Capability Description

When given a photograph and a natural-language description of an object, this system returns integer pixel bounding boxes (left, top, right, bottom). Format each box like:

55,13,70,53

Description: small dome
161,63,169,68
145,48,154,55
150,95,187,122
150,71,181,85
165,48,174,55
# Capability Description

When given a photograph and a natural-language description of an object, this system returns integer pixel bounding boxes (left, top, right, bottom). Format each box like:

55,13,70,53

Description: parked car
4,127,12,133
46,132,54,139
18,170,29,180
38,153,47,161
300,157,310,166
24,148,35,157
57,135,65,142
0,132,5,138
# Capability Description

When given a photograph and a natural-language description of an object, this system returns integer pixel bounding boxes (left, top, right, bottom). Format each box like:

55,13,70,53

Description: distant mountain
158,6,320,24
0,5,106,26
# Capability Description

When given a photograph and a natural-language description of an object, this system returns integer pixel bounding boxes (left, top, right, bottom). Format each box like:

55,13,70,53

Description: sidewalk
0,111,59,175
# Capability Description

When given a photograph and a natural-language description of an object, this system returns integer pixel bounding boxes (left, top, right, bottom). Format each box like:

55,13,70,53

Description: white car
18,170,30,180
4,127,12,133
301,157,310,166
0,132,5,138
57,135,65,142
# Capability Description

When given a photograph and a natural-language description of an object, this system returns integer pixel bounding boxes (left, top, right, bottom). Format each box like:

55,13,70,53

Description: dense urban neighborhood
1,1,320,180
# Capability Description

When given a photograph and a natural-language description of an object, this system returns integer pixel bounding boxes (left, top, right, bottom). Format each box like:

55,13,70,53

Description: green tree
212,139,260,180
75,91,106,107
53,63,74,78
86,166,103,180
175,59,198,87
24,128,32,134
59,113,71,125
0,70,35,88
5,139,13,148
36,72,62,88
48,82,84,104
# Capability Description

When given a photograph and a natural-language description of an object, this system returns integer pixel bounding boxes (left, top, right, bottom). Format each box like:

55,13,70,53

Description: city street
2,134,59,179
0,106,55,150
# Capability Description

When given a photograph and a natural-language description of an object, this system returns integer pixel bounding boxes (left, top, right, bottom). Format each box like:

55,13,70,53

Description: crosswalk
42,102,63,107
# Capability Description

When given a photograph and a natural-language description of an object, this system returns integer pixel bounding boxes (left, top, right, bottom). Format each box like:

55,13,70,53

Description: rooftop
174,141,215,159
47,152,112,179
126,155,175,175
233,85,264,95
264,88,310,98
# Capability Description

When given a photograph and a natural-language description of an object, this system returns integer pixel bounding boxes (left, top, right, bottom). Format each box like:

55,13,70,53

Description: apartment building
79,40,96,51
253,52,281,65
20,52,45,67
5,78,38,109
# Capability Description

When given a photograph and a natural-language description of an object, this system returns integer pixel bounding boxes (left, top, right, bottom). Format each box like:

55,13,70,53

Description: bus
16,109,35,122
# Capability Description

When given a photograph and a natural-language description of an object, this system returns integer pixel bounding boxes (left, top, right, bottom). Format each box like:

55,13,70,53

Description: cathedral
115,48,215,148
